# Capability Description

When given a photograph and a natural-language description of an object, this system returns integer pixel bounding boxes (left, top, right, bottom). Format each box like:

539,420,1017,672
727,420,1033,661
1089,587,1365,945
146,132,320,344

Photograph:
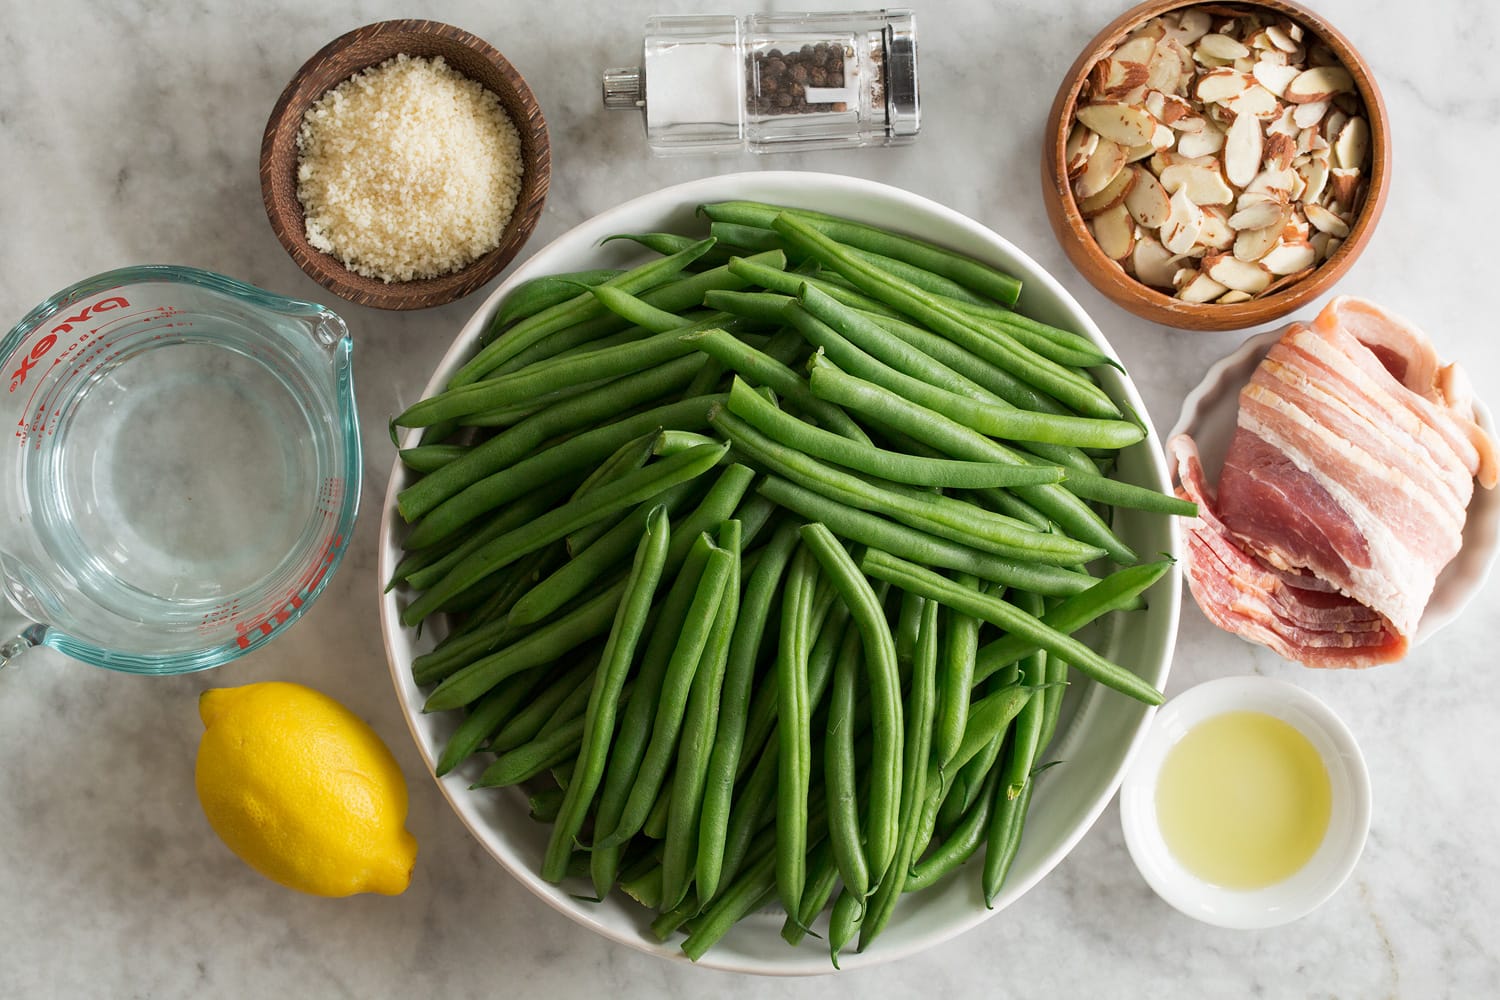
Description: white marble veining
3,0,1497,996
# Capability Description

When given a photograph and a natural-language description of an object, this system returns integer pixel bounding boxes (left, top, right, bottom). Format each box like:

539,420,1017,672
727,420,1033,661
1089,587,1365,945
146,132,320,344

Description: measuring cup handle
0,623,46,671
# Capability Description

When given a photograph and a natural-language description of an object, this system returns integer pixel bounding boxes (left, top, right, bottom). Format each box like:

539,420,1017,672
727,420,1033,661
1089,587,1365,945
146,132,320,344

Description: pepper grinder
603,10,919,155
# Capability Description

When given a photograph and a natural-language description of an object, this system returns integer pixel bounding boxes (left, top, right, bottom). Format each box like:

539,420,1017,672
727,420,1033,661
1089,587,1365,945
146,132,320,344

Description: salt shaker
602,10,919,155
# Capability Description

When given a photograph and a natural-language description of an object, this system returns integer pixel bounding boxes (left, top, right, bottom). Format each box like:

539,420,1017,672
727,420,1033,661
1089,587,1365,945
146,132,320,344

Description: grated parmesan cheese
295,54,524,283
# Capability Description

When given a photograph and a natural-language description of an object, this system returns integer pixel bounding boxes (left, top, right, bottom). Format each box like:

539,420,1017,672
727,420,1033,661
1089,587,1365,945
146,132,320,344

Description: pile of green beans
390,201,1190,964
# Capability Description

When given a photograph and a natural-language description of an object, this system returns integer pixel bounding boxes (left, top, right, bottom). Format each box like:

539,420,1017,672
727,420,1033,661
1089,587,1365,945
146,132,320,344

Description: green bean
399,443,470,473
695,522,800,903
587,284,713,334
934,572,983,768
717,738,779,897
806,356,1134,563
399,363,718,523
1051,466,1199,516
824,616,870,900
434,664,547,776
798,524,902,885
487,654,599,754
774,545,817,917
772,215,1122,419
759,476,1097,596
828,886,863,968
1037,631,1071,755
402,443,726,625
700,201,1023,306
680,327,870,444
711,407,1101,566
680,849,776,963
731,491,778,550
983,767,1035,907
935,725,1003,837
454,237,715,386
590,536,716,899
858,595,939,951
400,330,705,428
972,559,1172,685
504,479,706,628
905,766,1000,892
643,776,674,840
702,289,798,325
541,508,671,883
864,548,1163,705
423,585,620,712
1003,591,1048,802
528,787,566,824
725,253,902,319
474,711,589,788
788,291,1142,449
708,220,786,253
724,377,1063,490
600,544,735,847
563,431,658,555
411,550,557,684
938,294,1116,370
661,521,741,910
783,839,839,946
493,268,624,330
394,478,573,587
601,232,736,269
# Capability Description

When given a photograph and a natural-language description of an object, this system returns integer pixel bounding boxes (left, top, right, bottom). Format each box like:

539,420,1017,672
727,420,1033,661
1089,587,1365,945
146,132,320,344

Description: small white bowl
1119,676,1371,929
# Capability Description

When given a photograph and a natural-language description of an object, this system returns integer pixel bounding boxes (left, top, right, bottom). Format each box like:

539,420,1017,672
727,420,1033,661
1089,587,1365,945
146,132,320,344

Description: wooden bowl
260,19,550,311
1041,0,1389,331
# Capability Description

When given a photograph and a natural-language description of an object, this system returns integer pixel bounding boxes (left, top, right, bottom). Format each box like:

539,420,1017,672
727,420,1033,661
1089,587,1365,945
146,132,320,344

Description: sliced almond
1076,101,1159,148
1264,131,1297,171
1262,267,1315,297
1146,43,1185,93
1195,69,1253,104
1223,83,1281,119
1300,154,1330,204
1291,99,1329,129
1124,166,1172,228
1244,165,1297,199
1333,115,1370,169
1265,24,1298,53
1112,34,1159,67
1251,61,1300,97
1158,93,1193,125
1065,123,1100,176
1233,223,1281,262
1304,202,1351,237
1217,289,1254,304
1196,205,1235,250
1078,164,1137,217
1090,204,1137,261
1260,240,1317,275
1323,109,1349,147
1074,138,1129,200
1325,236,1344,257
1204,252,1272,293
1095,58,1151,99
1177,123,1226,158
1167,8,1213,46
1177,270,1230,302
1328,167,1361,207
1131,234,1179,288
1227,198,1285,230
1284,65,1355,104
1197,33,1250,61
1152,122,1176,149
1160,158,1236,205
1309,229,1334,260
1266,105,1300,138
1161,185,1204,254
1223,111,1263,187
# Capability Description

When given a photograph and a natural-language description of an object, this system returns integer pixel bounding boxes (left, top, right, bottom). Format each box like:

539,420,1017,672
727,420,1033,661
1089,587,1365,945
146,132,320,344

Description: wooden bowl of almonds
261,19,550,310
1042,0,1389,330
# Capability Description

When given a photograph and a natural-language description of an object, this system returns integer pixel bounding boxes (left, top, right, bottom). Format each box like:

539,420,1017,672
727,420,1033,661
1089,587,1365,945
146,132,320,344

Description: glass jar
603,10,919,155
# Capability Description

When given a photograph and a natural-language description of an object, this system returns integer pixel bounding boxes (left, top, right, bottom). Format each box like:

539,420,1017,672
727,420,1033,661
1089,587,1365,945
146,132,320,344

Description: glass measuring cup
0,265,360,674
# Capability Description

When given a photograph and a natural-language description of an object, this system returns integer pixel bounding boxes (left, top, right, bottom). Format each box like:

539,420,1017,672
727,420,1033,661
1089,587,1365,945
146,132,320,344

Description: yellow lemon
195,681,418,897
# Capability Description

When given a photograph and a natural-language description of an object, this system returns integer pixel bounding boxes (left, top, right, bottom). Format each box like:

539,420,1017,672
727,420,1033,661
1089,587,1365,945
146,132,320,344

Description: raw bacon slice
1172,296,1495,668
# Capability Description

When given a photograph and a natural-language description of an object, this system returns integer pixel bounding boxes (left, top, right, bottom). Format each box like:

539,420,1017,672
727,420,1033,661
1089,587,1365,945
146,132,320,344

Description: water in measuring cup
28,314,322,622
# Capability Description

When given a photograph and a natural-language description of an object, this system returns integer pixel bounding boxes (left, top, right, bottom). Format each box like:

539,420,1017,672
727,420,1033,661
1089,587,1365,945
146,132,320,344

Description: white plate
1168,329,1500,645
378,172,1181,974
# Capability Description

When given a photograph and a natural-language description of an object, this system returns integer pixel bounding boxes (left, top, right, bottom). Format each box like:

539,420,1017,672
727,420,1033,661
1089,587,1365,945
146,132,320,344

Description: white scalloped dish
378,172,1182,975
1168,328,1500,646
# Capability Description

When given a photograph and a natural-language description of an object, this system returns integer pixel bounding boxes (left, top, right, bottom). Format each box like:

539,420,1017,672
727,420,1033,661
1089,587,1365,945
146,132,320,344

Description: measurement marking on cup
232,534,344,649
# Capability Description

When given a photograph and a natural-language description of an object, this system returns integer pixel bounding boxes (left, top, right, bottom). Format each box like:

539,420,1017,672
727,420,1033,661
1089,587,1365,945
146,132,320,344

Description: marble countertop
3,0,1496,996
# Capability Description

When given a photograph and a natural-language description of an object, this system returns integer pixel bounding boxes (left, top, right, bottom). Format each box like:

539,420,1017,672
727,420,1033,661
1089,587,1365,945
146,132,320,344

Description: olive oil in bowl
1155,711,1332,890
